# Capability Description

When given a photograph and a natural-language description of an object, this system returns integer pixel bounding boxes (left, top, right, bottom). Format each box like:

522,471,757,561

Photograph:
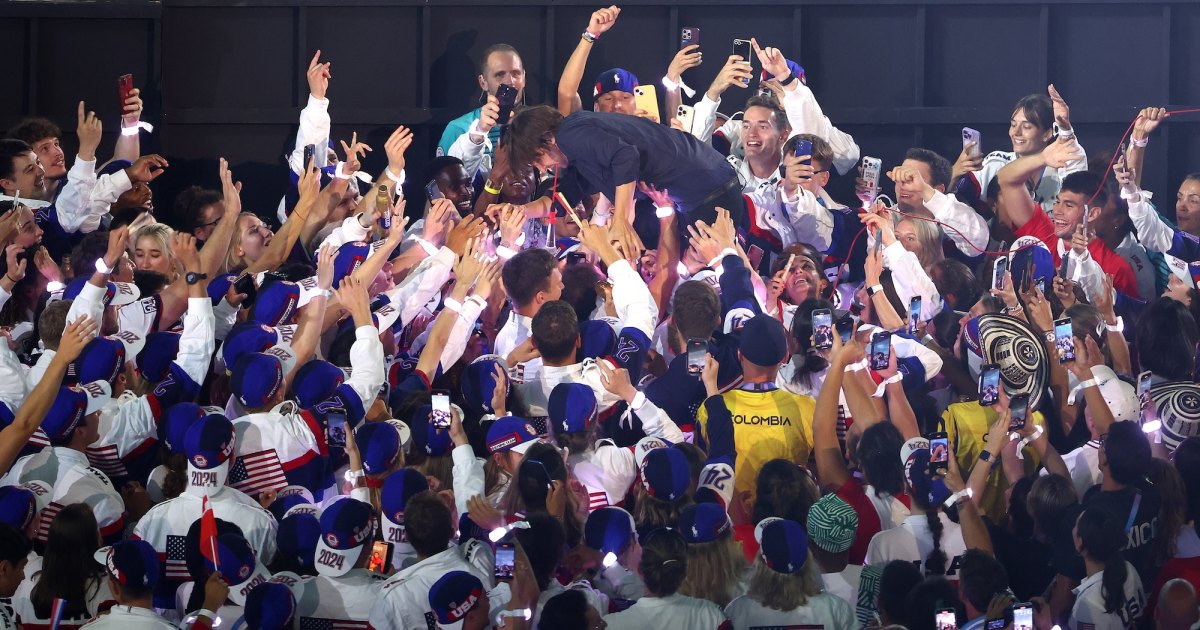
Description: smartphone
985,619,1006,630
795,138,813,164
369,541,394,575
326,412,347,449
1012,602,1034,630
812,309,833,351
990,255,1007,292
431,390,451,430
929,432,949,476
870,331,891,371
118,74,134,113
1054,318,1075,364
961,127,982,158
234,273,258,308
860,156,883,202
1058,255,1070,280
686,338,707,377
494,541,516,580
979,363,1001,406
732,39,753,83
680,26,700,49
836,316,854,344
747,244,765,271
302,143,315,169
1081,204,1090,237
495,83,519,127
1137,370,1154,424
633,85,660,123
1009,393,1030,432
1035,278,1046,295
566,251,587,266
935,609,957,630
1021,257,1034,294
907,296,922,334
425,180,443,201
376,184,391,230
675,104,695,134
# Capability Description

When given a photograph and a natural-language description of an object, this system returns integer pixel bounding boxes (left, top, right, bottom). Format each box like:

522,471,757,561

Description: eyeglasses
195,217,221,230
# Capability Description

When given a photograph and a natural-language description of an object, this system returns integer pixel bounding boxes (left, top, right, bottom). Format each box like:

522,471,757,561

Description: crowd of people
1,4,1199,629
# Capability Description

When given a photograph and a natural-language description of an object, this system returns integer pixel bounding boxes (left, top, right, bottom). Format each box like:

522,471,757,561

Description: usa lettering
318,549,345,571
731,414,793,426
191,471,218,487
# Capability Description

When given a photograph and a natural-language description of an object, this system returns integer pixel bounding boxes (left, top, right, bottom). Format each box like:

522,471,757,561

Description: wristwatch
185,272,208,285
866,284,884,297
978,450,994,463
1043,330,1056,343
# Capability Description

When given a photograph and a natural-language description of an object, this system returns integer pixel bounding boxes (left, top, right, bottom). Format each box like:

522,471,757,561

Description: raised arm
996,138,1082,230
1126,107,1167,189
814,338,862,491
202,159,245,278
114,86,145,163
242,158,321,276
282,244,334,390
557,6,620,116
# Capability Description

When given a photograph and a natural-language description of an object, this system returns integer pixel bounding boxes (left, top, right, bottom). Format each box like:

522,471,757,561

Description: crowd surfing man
0,5,1198,630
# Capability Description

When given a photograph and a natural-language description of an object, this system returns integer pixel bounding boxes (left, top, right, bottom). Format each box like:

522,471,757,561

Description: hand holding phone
633,85,661,123
935,608,957,630
907,296,922,334
812,309,833,350
1008,393,1030,432
1054,318,1075,364
302,143,316,169
118,74,135,114
686,338,707,376
870,331,891,371
431,390,452,429
732,39,753,83
1012,602,1034,630
795,138,813,165
929,432,949,476
979,364,1001,407
858,156,883,206
680,27,700,49
961,127,982,158
992,255,1008,292
495,84,519,127
494,541,516,580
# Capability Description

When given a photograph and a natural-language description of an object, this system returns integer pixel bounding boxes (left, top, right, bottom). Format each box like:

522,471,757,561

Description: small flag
49,597,67,630
200,494,219,567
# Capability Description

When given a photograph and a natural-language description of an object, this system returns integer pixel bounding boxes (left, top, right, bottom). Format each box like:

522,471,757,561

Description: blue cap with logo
357,422,402,475
593,68,639,98
230,352,285,408
276,512,320,574
244,582,297,630
314,498,376,577
93,539,160,589
485,415,540,455
755,517,809,574
549,382,596,434
678,503,732,544
584,506,636,556
429,571,485,630
641,447,689,501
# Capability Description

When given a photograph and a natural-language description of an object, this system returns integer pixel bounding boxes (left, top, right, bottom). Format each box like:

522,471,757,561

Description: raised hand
218,158,242,216
315,243,336,291
307,50,331,100
1047,84,1072,131
750,38,790,80
338,131,372,177
587,5,621,37
952,141,984,182
780,154,816,194
1070,223,1091,257
489,363,509,415
1133,106,1168,140
126,154,169,184
598,359,636,401
76,101,103,162
1113,156,1137,195
667,45,702,83
104,226,131,270
452,238,486,288
498,203,526,246
1042,137,1083,169
33,246,60,284
446,215,488,256
479,95,501,135
1052,276,1076,309
384,126,413,178
171,232,201,273
706,55,754,100
638,182,673,209
57,315,99,362
474,258,503,301
121,87,144,127
422,198,455,247
334,275,371,324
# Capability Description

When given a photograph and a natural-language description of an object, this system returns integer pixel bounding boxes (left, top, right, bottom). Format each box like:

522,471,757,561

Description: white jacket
368,542,509,630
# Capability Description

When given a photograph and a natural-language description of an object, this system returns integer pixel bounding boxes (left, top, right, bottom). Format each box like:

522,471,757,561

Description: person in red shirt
996,137,1140,299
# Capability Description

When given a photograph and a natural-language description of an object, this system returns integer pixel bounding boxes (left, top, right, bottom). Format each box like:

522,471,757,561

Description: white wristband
1105,317,1124,332
844,360,867,373
1130,137,1148,148
195,609,216,621
630,391,647,411
334,162,353,180
707,248,737,269
120,121,154,136
655,205,675,218
943,488,973,509
1119,188,1141,201
414,238,439,257
443,297,463,314
465,294,487,309
385,167,405,185
496,245,518,260
661,75,697,98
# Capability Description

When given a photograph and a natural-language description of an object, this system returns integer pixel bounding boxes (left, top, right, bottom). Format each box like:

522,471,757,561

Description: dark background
3,0,1198,229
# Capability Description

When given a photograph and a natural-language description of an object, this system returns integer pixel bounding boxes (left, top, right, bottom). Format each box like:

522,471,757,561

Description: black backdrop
4,0,1198,229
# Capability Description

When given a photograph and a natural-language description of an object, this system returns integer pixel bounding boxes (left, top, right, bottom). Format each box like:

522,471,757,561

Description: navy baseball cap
584,506,637,556
755,517,809,574
429,571,485,630
380,468,429,550
578,320,617,361
69,331,144,386
290,360,345,409
268,486,314,522
356,422,401,475
251,278,301,327
1009,236,1055,293
230,352,285,408
136,331,180,384
0,480,50,530
460,355,508,414
679,503,732,544
163,402,205,454
485,416,540,455
244,582,297,630
739,315,788,366
221,322,295,373
183,413,235,472
42,381,112,445
276,512,320,574
208,533,272,605
94,539,160,589
549,382,596,434
314,498,376,577
593,68,639,98
641,447,689,501
62,275,140,308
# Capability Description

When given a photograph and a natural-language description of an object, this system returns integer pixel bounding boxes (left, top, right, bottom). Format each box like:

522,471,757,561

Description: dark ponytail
1077,507,1129,614
924,508,948,576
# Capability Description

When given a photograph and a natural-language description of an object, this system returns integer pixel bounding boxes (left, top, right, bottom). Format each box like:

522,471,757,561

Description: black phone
870,331,891,371
302,143,315,169
929,432,949,476
680,26,700,49
1009,393,1030,432
326,412,347,449
1058,255,1070,279
732,39,752,83
494,541,516,580
1012,602,1033,630
234,273,257,308
836,316,854,344
1054,318,1075,364
812,309,833,350
907,296,922,334
979,363,1000,407
686,338,707,377
495,84,519,127
566,251,587,266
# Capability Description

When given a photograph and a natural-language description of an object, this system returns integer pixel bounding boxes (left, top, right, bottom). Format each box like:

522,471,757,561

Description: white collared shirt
1069,561,1145,630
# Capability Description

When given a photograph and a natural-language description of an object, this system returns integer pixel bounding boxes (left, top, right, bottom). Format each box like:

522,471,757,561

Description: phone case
961,127,982,157
633,85,660,122
680,26,700,49
676,104,695,134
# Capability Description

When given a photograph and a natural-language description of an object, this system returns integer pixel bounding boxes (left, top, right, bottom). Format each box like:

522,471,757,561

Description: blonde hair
415,454,453,492
133,222,178,273
678,533,748,608
224,211,260,272
746,554,823,611
897,215,945,270
632,482,691,533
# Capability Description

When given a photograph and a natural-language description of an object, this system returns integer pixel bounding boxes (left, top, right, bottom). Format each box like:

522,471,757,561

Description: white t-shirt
12,556,113,629
603,593,727,630
1069,561,1146,630
821,565,863,612
724,591,855,630
865,512,967,581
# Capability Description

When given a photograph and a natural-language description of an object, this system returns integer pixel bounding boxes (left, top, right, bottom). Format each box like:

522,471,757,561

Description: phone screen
936,608,957,630
431,391,451,429
495,84,518,127
1012,603,1034,630
992,256,1008,291
985,619,1006,630
494,541,516,580
1009,393,1030,432
326,413,348,449
1137,370,1159,430
979,364,1000,406
812,309,833,350
870,332,891,371
747,245,765,271
686,338,707,376
908,297,922,334
930,433,949,474
369,541,393,574
836,316,854,344
680,26,699,49
795,138,813,164
1054,318,1075,363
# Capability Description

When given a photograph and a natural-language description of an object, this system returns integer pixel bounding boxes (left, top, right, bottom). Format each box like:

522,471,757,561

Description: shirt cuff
68,156,97,180
355,325,377,340
306,94,330,111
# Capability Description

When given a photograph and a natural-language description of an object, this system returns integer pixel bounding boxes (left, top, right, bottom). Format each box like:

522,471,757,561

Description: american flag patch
299,618,368,630
87,444,128,478
165,534,191,579
587,490,609,513
30,429,50,447
229,450,288,497
35,501,64,542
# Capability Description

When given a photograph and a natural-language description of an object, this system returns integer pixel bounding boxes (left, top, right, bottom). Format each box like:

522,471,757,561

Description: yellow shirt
698,387,815,505
942,402,1044,520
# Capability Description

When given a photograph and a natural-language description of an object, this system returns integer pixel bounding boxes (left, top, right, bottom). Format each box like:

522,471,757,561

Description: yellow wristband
483,180,502,195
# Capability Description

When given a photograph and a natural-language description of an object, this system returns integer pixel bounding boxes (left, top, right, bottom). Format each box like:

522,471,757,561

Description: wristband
1119,188,1141,201
943,488,973,509
344,469,365,481
1105,316,1124,332
655,205,675,218
778,73,798,88
499,609,532,621
384,167,405,186
47,281,64,293
707,248,737,269
872,373,903,398
581,31,599,43
465,294,487,309
1015,425,1045,460
195,609,216,621
630,391,647,411
4,274,18,284
844,360,867,373
661,75,697,99
483,179,503,195
496,245,518,260
1054,123,1075,140
95,258,113,275
120,121,154,136
334,162,353,180
1066,378,1098,405
414,237,439,257
443,297,463,314
1130,137,1148,148
1003,304,1024,315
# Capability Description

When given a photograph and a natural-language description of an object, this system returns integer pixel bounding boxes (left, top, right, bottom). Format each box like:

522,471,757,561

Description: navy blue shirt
554,111,736,211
